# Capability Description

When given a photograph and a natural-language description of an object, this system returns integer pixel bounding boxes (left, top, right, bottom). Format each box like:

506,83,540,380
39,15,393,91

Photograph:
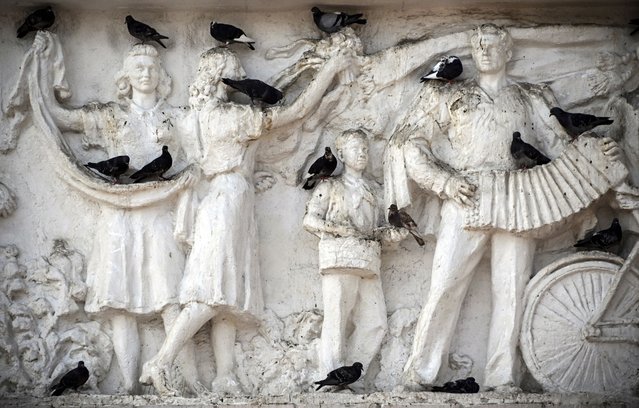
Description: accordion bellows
464,135,628,234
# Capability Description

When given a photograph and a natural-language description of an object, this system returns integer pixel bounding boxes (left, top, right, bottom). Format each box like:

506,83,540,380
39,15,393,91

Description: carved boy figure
391,24,574,392
304,130,402,379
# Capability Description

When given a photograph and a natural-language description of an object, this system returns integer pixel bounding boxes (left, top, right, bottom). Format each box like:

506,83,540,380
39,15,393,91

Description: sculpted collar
128,98,165,116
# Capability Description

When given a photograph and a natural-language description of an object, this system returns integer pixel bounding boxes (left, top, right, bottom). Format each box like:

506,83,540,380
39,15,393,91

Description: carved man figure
303,129,404,379
391,24,574,391
139,47,353,396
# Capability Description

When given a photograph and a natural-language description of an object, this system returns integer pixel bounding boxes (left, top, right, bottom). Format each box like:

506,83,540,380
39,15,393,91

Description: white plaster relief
0,6,638,399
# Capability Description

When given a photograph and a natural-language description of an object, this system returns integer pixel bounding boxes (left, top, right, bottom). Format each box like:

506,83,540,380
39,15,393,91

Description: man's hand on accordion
443,176,477,206
600,137,622,162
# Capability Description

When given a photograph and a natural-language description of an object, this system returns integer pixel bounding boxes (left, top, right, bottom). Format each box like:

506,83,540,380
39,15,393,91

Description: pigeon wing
307,156,326,176
319,13,341,31
333,366,356,384
399,210,418,229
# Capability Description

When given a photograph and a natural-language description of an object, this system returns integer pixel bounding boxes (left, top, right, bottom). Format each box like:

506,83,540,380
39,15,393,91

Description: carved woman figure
139,47,352,396
32,33,196,393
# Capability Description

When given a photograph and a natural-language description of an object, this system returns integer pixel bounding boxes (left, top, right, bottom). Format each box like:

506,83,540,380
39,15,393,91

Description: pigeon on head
126,15,169,48
210,22,255,50
17,6,55,38
311,7,366,34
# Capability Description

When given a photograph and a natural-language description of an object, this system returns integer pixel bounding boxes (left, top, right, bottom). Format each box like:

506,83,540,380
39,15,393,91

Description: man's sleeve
404,139,452,198
303,181,332,234
402,82,453,198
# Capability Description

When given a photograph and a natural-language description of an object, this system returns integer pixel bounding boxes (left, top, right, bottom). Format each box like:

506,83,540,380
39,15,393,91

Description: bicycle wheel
521,252,639,394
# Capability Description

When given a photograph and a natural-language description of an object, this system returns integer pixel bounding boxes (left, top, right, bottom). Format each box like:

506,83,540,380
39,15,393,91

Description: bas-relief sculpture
0,11,638,400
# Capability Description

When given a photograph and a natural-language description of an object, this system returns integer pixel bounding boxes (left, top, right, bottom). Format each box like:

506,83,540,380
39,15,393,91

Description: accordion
464,136,628,234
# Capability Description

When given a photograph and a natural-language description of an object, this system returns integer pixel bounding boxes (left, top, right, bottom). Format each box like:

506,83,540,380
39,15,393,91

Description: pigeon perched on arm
85,155,130,182
130,146,172,183
314,362,363,391
302,147,337,190
574,218,622,250
420,56,463,82
311,7,366,34
432,377,480,393
125,15,169,48
221,78,283,105
17,6,55,38
50,361,89,396
549,107,613,139
210,22,255,50
510,131,551,169
388,204,425,246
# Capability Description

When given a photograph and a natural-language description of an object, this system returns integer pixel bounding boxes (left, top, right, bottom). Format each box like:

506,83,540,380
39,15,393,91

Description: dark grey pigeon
222,78,283,105
315,362,363,391
303,147,337,190
510,131,550,169
432,377,480,393
575,218,622,250
420,56,463,82
130,146,172,183
388,204,425,247
311,7,366,34
50,361,89,396
550,107,613,139
125,15,169,48
210,22,255,50
17,6,55,38
85,155,130,182
630,19,639,35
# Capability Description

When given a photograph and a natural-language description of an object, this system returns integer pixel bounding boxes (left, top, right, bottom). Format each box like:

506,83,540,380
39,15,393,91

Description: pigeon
50,361,90,396
210,22,255,50
311,7,366,34
574,218,622,250
420,56,463,82
432,377,480,393
17,6,55,38
315,362,363,391
549,107,614,139
221,78,283,105
125,15,169,48
510,131,551,169
302,147,338,190
388,204,425,247
129,146,172,183
85,155,130,182
630,19,639,36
